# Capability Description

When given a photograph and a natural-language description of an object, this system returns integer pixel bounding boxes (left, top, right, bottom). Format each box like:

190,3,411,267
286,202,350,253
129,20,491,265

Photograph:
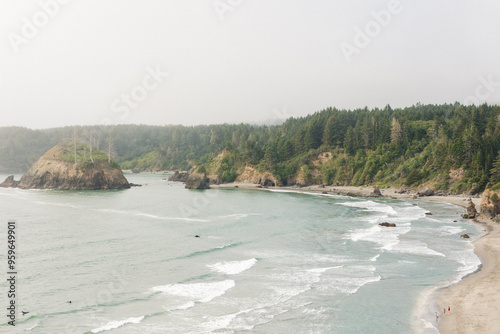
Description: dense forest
2,103,500,193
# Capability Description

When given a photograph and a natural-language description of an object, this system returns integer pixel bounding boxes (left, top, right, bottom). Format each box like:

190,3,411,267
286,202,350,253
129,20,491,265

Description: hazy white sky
1,0,499,129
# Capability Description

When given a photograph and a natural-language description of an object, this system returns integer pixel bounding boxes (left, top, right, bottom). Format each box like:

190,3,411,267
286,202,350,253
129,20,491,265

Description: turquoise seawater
0,173,481,333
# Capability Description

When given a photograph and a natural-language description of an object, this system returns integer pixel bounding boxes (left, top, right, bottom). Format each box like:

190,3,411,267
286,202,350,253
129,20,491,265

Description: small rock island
0,143,130,190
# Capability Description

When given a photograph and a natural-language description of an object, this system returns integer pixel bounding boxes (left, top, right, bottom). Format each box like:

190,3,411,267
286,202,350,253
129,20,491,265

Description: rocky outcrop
462,200,478,219
460,234,470,238
168,171,189,182
235,166,279,186
1,144,130,190
185,172,210,189
480,189,500,219
417,187,435,197
368,186,383,197
379,222,396,227
372,186,382,196
0,175,19,188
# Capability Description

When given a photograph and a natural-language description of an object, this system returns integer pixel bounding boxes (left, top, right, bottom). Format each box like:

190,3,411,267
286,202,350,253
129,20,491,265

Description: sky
0,0,499,129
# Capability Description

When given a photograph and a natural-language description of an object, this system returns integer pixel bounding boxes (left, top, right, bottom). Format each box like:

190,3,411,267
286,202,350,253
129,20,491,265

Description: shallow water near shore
0,173,481,333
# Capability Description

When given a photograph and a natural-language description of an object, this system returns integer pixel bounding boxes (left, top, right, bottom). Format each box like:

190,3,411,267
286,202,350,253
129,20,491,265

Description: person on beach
435,312,439,322
448,306,450,313
443,307,446,315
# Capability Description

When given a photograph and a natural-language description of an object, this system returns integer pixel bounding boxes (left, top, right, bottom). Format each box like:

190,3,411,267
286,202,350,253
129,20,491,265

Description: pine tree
390,118,402,145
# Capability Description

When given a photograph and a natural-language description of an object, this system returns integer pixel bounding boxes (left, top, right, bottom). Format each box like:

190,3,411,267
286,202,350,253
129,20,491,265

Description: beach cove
214,182,498,333
0,173,491,333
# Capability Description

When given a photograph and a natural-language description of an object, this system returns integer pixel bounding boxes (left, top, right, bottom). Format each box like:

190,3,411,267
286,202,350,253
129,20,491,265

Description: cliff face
185,171,210,189
1,144,130,190
480,189,500,219
235,166,278,186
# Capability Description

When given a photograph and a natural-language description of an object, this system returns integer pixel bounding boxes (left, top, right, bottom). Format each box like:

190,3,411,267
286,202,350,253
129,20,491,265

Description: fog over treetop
1,0,499,129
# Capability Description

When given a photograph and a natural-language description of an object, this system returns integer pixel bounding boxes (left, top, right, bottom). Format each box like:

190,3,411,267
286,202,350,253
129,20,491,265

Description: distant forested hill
2,103,500,193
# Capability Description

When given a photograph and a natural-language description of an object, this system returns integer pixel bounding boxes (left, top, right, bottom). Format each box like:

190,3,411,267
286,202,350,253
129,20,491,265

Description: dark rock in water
462,200,478,219
195,235,200,238
0,175,19,188
234,185,239,188
168,171,189,182
379,222,396,227
460,234,470,238
4,144,130,190
453,220,457,222
322,191,328,194
129,183,142,187
417,187,435,197
185,172,210,189
425,212,433,215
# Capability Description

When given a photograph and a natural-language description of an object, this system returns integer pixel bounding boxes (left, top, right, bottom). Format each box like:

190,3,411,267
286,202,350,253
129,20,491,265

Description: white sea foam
439,225,465,236
448,247,481,283
95,208,208,222
25,322,39,330
96,208,131,215
207,258,257,275
347,224,411,251
413,287,440,334
201,312,240,332
133,212,209,222
370,254,380,261
263,188,345,199
35,201,82,209
151,280,235,303
306,266,342,273
330,275,382,295
389,240,445,257
175,301,195,310
90,316,144,333
338,200,397,215
218,213,262,219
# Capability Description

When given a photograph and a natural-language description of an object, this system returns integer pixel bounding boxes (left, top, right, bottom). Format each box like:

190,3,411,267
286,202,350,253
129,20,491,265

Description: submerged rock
379,222,396,227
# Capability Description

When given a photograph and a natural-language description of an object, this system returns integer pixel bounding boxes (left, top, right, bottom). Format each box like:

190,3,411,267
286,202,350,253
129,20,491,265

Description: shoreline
211,182,497,333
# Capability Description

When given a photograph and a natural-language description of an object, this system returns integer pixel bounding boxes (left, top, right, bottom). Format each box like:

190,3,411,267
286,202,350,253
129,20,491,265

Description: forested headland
2,102,500,194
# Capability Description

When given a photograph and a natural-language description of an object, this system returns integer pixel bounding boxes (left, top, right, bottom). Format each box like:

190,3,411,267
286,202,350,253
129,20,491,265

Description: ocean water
0,173,482,334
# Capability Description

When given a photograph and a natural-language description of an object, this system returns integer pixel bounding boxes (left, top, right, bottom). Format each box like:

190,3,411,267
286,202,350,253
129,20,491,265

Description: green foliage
3,103,500,193
490,192,499,202
197,165,207,174
405,170,421,186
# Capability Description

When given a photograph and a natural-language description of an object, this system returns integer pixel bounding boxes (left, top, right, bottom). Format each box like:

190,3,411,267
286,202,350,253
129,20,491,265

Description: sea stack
0,143,130,190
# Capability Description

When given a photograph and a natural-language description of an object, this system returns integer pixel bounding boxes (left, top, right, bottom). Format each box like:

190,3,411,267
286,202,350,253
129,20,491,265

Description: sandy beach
212,182,499,333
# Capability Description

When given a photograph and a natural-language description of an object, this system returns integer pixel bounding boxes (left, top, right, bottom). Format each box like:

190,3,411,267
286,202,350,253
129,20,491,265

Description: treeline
2,103,500,193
